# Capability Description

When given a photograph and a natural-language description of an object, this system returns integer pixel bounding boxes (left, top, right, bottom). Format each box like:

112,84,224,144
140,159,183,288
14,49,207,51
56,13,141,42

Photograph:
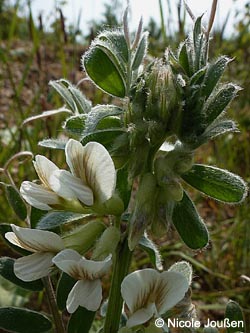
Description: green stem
42,276,65,333
103,237,132,333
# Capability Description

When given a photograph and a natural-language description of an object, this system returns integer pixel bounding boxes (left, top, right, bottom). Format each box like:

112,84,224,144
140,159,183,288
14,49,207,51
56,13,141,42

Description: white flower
50,139,116,206
5,224,64,281
20,139,116,211
121,268,189,328
52,249,112,313
20,155,62,210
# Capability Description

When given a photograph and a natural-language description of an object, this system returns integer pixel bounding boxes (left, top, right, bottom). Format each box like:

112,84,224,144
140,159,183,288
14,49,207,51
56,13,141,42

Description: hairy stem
103,237,132,333
42,276,65,333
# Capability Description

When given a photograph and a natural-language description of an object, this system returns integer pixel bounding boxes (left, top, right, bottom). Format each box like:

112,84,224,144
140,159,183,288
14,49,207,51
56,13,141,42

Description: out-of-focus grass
0,0,87,223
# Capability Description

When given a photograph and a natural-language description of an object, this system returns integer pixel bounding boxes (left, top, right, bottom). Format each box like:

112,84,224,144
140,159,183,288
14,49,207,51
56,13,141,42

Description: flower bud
129,139,150,178
92,226,120,260
162,180,184,202
174,152,194,174
154,156,174,186
155,142,194,179
150,189,174,237
62,220,106,254
145,60,178,124
128,173,157,250
110,133,130,169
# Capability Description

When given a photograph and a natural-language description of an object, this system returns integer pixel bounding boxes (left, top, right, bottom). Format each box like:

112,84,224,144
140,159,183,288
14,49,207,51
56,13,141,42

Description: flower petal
50,169,94,206
53,249,82,262
20,181,59,210
65,139,116,203
65,139,88,182
33,155,59,188
77,255,112,280
67,279,102,313
14,252,54,281
83,142,116,203
121,268,159,313
52,250,111,280
52,249,82,278
126,303,155,328
156,271,189,315
5,232,34,252
10,224,64,252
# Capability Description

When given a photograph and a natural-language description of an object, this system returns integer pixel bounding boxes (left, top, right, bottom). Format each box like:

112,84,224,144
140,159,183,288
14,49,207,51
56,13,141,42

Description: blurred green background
0,0,249,330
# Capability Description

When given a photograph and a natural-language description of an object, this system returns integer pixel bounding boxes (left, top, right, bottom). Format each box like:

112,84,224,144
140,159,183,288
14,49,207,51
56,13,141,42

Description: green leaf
68,86,92,113
83,44,126,97
5,185,27,220
36,211,87,230
0,257,43,291
139,234,163,270
0,224,30,256
96,116,122,130
204,83,241,125
202,56,231,99
195,120,238,148
49,79,77,112
30,207,47,229
84,105,123,134
67,306,96,333
182,164,247,203
38,138,66,150
190,66,207,86
132,32,148,70
109,132,130,169
0,307,52,333
193,16,202,49
178,41,190,75
22,108,72,125
81,129,125,150
225,301,245,333
168,261,192,285
64,115,87,136
116,167,131,210
99,29,129,63
172,192,209,249
193,16,206,70
56,272,76,310
49,79,92,114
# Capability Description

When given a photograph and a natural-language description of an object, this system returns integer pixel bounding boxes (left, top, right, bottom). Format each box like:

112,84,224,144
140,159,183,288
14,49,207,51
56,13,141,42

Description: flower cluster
4,138,189,323
20,139,116,212
5,224,112,313
5,139,118,313
5,224,189,323
0,8,247,333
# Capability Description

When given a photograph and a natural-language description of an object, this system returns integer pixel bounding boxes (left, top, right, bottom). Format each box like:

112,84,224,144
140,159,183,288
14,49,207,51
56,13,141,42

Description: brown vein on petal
34,162,50,189
14,232,58,253
68,264,99,281
83,149,94,190
130,277,170,315
155,278,170,312
133,280,156,313
11,235,36,253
